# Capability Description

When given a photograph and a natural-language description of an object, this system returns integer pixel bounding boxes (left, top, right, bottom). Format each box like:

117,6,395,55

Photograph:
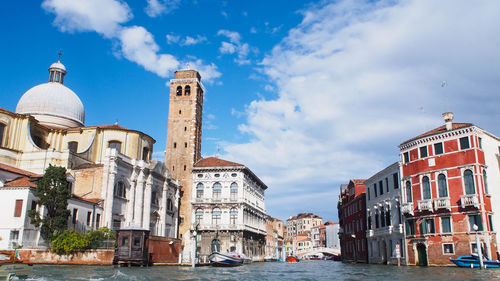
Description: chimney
442,112,454,131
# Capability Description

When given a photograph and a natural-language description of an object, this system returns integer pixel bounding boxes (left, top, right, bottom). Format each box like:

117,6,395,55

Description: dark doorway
417,243,428,266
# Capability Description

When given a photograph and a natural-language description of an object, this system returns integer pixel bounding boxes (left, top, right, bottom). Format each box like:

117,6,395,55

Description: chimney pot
442,112,454,131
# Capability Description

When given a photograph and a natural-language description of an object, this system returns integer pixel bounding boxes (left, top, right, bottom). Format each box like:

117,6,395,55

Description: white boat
0,251,32,280
208,252,243,267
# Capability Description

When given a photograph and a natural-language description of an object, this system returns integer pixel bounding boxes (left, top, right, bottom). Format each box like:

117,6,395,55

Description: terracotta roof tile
71,195,101,204
351,179,366,184
72,163,104,170
194,157,244,168
400,123,473,146
0,163,41,177
4,177,37,188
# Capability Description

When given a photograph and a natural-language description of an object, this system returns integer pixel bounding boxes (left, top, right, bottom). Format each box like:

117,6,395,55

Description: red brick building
399,112,498,265
338,179,368,262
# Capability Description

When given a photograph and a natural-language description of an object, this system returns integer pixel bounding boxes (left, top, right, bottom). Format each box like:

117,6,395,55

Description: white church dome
16,60,85,129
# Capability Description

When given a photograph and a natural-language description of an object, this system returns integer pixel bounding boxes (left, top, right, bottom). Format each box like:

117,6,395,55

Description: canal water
27,261,500,281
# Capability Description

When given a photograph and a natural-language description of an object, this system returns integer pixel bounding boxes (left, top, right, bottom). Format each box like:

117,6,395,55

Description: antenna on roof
215,145,221,158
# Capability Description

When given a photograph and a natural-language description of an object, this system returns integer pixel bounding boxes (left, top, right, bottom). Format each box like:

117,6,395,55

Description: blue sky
1,0,500,223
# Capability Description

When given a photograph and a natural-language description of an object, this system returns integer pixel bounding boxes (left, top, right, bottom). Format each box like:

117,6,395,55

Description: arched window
142,147,149,161
167,198,173,211
230,182,238,200
464,169,475,194
184,85,191,96
213,182,222,199
68,141,78,153
176,86,182,96
0,123,5,147
422,176,431,199
438,174,448,197
152,191,159,206
108,141,122,153
230,208,238,225
483,170,489,194
114,181,126,198
196,183,204,198
405,181,412,203
195,208,203,224
212,207,221,225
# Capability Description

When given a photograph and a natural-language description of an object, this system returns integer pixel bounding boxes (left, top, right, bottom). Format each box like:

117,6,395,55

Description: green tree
28,164,71,242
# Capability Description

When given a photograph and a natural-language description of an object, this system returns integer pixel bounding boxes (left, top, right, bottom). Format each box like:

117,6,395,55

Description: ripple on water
26,261,500,281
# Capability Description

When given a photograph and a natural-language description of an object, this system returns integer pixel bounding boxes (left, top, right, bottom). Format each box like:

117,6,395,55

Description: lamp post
473,224,484,269
192,223,199,268
351,234,356,263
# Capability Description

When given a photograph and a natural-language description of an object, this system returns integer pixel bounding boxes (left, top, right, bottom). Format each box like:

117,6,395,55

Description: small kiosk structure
114,227,150,266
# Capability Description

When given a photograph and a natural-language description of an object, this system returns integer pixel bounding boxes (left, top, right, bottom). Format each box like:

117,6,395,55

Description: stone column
125,167,138,226
160,180,168,236
143,174,153,231
134,169,146,227
104,153,117,228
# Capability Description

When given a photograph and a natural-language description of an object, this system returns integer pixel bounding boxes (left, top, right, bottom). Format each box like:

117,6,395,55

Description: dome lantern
48,59,67,84
16,57,85,129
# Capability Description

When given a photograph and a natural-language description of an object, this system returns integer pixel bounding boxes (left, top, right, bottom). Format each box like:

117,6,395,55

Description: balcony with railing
374,225,393,236
434,197,451,211
460,194,479,208
417,199,433,212
401,202,414,215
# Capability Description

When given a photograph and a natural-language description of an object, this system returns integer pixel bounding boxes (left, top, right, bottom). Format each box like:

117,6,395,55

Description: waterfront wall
148,236,181,264
17,249,114,265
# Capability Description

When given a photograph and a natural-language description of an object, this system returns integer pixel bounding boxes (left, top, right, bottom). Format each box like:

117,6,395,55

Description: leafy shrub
51,230,89,255
87,227,115,249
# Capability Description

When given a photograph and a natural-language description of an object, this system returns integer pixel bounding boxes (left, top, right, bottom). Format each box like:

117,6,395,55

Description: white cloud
217,29,256,65
166,34,206,46
166,33,180,44
145,0,180,17
42,0,220,82
42,0,132,38
182,35,207,46
250,27,257,34
224,0,500,220
119,26,180,77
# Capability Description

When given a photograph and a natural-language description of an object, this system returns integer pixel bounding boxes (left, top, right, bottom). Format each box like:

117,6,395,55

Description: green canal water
27,261,500,281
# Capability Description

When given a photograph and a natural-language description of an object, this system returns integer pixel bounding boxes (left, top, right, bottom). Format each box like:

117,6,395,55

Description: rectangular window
421,218,435,234
14,199,23,217
30,200,37,211
489,215,494,231
478,137,482,149
443,243,454,254
0,123,5,147
420,146,428,158
385,178,389,192
72,209,78,224
96,214,101,228
393,173,399,189
374,184,377,197
469,214,483,231
87,211,92,226
379,181,383,195
403,152,409,163
406,220,415,235
367,187,370,200
441,217,452,233
460,136,470,150
9,230,19,241
434,142,444,155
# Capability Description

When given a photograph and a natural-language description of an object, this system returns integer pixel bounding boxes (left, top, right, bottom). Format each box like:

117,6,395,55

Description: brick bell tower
165,67,203,243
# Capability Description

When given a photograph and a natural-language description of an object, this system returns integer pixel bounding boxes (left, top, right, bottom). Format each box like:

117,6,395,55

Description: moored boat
0,251,32,280
286,256,299,263
209,252,244,267
450,255,500,268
